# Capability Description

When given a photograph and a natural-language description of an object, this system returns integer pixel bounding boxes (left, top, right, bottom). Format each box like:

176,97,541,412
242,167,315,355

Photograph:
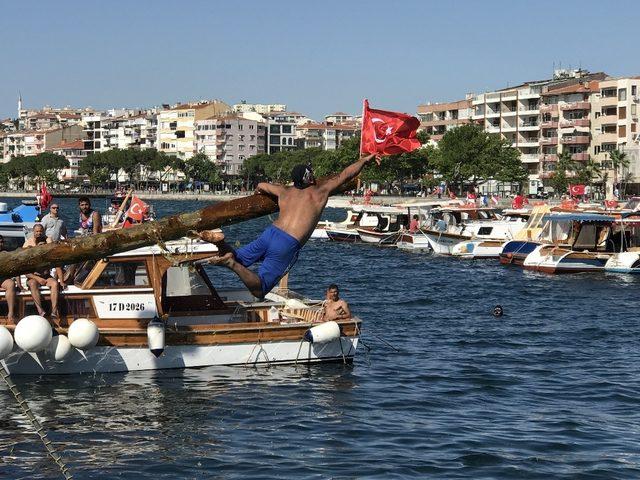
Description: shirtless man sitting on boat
322,284,351,321
0,235,20,323
208,154,378,298
23,223,65,319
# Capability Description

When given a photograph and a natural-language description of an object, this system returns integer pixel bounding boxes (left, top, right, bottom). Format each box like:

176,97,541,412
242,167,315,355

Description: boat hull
605,252,640,274
326,228,360,242
423,230,471,255
499,240,540,265
523,245,612,273
396,232,431,251
451,240,504,258
356,228,400,245
2,336,359,375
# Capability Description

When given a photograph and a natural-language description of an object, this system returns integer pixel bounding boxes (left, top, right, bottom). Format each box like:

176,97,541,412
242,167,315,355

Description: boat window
161,265,226,312
573,224,599,250
165,265,211,296
478,211,490,219
477,227,493,236
93,261,150,288
541,220,572,243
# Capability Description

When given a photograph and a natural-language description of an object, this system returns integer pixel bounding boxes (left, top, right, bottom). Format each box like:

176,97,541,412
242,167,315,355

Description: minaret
18,92,22,114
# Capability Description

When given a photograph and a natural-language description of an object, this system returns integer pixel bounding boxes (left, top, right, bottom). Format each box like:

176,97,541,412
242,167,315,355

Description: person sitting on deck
23,224,65,319
207,154,379,298
322,284,351,321
409,214,420,233
0,235,20,323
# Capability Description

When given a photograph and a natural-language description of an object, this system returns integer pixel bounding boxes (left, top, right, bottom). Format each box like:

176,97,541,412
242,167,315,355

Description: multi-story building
325,112,357,125
296,123,359,150
49,139,86,180
157,100,231,160
19,106,87,131
214,116,266,175
417,96,473,142
538,81,598,182
233,102,286,115
3,125,84,161
265,112,303,154
591,77,640,191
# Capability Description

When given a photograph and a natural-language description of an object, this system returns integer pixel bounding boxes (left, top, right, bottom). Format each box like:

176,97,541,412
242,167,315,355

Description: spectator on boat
22,224,64,319
78,197,102,235
322,284,351,321
40,203,67,241
208,155,379,298
409,215,420,233
0,235,20,323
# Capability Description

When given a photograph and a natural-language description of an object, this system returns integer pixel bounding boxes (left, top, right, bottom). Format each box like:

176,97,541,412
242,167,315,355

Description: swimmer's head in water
291,164,315,189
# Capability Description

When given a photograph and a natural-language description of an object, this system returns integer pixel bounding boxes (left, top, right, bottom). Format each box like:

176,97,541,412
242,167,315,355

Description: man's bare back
209,155,377,298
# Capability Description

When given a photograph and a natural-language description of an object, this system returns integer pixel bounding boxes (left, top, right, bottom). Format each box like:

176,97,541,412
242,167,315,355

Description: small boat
326,205,404,243
604,212,640,274
355,210,409,246
522,213,616,273
0,239,362,374
0,200,40,250
311,207,362,240
451,209,530,258
422,206,524,255
499,204,552,265
394,201,451,252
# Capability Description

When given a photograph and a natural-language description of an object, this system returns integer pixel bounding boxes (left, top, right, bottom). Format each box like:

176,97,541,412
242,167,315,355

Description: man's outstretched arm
320,154,378,195
256,182,286,198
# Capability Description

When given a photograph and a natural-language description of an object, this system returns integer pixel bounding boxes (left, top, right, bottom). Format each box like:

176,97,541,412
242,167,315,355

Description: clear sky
1,0,638,121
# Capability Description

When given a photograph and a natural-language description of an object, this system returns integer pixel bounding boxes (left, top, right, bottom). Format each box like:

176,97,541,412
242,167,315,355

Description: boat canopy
541,213,615,224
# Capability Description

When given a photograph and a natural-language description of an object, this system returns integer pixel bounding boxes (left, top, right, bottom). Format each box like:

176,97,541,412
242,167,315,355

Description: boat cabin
538,213,617,251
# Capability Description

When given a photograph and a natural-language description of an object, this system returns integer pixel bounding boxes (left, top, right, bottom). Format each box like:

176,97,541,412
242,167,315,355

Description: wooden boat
0,239,361,374
394,201,451,252
522,213,616,273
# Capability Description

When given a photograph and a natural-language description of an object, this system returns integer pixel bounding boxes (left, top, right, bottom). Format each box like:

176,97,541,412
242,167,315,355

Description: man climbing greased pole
207,154,379,298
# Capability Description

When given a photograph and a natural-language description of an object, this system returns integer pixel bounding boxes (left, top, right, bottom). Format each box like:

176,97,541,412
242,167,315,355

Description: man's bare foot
208,252,235,268
198,230,225,244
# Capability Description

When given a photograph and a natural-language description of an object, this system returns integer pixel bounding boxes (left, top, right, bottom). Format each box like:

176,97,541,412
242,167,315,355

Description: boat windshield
161,265,225,313
539,219,573,243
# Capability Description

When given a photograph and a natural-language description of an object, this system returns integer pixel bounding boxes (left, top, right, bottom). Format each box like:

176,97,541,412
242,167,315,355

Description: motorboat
311,206,362,240
0,200,40,250
325,205,404,243
604,212,640,273
499,204,553,265
0,238,361,374
394,201,452,252
451,209,531,258
522,213,617,273
421,206,524,255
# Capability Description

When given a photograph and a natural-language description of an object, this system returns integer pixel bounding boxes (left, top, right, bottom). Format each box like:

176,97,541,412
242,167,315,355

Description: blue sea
1,197,640,479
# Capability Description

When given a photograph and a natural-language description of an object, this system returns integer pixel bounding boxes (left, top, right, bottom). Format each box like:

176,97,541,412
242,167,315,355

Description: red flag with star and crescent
569,184,586,197
122,196,149,228
39,181,53,210
360,99,421,156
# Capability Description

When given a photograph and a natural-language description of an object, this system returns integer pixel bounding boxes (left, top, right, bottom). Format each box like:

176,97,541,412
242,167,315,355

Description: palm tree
609,149,630,197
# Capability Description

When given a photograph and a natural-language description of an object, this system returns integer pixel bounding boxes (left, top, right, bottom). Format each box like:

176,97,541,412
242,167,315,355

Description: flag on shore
360,100,421,156
569,184,585,197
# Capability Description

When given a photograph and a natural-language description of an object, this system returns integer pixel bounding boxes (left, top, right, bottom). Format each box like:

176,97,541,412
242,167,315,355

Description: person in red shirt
512,192,529,209
409,215,420,233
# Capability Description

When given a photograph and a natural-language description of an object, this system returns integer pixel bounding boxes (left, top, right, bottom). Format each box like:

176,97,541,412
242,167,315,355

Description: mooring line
0,364,73,479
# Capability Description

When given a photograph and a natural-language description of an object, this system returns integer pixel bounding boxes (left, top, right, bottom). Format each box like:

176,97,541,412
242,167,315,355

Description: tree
183,153,221,186
550,151,579,195
610,149,630,196
431,124,525,192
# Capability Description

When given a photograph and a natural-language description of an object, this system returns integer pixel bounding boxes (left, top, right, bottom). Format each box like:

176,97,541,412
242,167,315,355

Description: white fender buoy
303,321,341,344
48,334,72,361
68,318,99,350
147,317,165,358
0,325,14,359
14,315,52,352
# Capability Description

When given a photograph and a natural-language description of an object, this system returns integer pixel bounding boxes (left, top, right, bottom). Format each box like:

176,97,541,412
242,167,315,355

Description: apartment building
325,112,357,125
417,96,473,142
591,77,640,188
265,112,311,154
157,100,231,160
49,139,86,180
210,116,266,175
19,107,87,131
296,122,359,150
233,102,287,115
3,125,84,161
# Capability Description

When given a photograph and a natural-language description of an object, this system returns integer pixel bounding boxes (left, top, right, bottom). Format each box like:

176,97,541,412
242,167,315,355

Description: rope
0,364,73,479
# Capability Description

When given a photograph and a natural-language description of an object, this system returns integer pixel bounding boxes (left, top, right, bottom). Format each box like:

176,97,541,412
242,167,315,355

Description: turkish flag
123,196,149,228
569,184,585,196
360,99,421,156
39,182,53,210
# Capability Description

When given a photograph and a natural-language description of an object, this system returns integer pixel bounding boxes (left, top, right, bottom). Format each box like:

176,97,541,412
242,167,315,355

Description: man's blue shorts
234,225,302,297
